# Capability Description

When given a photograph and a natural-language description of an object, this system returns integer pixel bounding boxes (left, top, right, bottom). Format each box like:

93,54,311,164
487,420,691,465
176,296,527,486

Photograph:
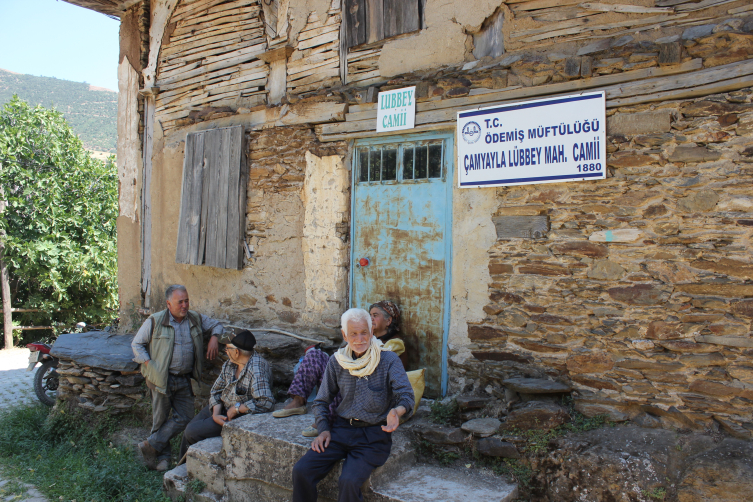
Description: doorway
350,132,453,397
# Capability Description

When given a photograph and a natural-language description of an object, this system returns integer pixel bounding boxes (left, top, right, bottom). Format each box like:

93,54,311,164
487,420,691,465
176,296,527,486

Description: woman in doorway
272,301,406,434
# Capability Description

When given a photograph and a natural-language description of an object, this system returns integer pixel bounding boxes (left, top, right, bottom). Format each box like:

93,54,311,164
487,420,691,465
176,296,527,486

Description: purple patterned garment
287,348,341,419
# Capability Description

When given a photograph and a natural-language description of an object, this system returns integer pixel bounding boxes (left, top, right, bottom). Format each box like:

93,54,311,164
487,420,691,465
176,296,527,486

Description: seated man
292,308,414,502
179,330,274,460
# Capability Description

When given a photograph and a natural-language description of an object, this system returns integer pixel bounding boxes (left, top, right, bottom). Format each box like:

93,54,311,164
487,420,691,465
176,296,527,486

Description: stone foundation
56,359,148,414
164,410,519,502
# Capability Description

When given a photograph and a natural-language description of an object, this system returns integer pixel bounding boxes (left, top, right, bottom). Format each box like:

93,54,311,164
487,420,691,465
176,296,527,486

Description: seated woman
179,331,274,461
272,301,405,425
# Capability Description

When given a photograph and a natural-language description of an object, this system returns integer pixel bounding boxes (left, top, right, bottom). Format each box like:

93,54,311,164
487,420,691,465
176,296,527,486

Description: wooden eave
62,0,140,18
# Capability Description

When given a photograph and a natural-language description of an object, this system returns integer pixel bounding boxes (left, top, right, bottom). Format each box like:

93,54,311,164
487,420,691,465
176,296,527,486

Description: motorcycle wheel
34,359,59,406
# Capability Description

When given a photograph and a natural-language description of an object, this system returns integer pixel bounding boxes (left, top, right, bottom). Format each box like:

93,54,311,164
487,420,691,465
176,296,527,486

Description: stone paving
0,349,47,501
0,476,47,502
0,349,37,410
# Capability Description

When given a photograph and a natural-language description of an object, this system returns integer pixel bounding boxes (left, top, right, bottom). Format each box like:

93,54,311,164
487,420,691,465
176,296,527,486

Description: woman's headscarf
369,300,401,341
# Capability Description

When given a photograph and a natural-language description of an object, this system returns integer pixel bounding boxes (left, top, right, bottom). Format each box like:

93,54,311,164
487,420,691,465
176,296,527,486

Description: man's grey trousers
148,374,194,460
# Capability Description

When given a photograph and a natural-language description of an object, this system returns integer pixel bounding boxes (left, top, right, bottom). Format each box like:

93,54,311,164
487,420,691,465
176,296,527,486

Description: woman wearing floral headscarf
273,300,406,435
368,300,408,367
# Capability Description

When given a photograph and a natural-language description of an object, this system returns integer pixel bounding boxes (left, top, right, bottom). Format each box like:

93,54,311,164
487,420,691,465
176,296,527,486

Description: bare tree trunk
0,236,12,350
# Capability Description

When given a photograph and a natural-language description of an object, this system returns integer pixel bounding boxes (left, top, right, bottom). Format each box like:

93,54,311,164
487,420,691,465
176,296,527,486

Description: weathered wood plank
175,131,194,264
171,15,262,39
286,66,341,86
384,0,419,38
214,128,232,269
511,0,582,11
298,30,340,50
202,43,267,66
520,14,684,42
367,0,384,43
608,73,753,107
340,59,703,123
141,96,155,304
288,60,339,79
579,3,674,14
196,132,211,265
492,216,550,239
344,0,367,49
298,23,341,41
288,51,338,71
203,129,221,267
605,58,753,101
188,134,206,264
225,126,244,269
275,101,348,126
157,45,267,87
512,16,593,38
172,0,226,22
163,29,265,61
178,132,208,265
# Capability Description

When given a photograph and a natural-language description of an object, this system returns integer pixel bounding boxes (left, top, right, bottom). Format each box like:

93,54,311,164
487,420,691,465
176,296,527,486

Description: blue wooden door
351,133,453,397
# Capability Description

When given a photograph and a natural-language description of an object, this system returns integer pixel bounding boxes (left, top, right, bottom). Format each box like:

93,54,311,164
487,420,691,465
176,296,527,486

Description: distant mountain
0,69,117,153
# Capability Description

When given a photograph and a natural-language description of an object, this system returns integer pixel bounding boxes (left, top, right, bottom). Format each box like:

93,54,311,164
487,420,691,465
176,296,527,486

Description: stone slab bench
164,412,518,502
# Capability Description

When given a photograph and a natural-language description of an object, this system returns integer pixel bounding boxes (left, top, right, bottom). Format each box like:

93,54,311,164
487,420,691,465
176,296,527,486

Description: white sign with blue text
376,86,416,133
457,91,606,188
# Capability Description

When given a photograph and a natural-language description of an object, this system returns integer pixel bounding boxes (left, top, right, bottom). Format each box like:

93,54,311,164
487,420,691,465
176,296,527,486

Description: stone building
64,0,753,435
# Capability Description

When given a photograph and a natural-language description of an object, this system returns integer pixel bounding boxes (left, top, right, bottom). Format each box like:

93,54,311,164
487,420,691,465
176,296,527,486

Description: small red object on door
359,258,370,267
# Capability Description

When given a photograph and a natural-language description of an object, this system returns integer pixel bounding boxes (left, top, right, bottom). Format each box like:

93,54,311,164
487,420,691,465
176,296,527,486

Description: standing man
131,284,226,471
292,308,414,502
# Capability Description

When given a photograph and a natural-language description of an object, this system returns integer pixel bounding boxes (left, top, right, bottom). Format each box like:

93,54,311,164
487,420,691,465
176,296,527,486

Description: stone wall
138,115,350,337
453,87,753,434
56,359,149,414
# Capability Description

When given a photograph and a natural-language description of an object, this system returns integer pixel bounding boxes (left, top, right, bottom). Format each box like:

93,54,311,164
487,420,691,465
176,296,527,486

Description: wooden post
0,233,12,350
0,194,11,349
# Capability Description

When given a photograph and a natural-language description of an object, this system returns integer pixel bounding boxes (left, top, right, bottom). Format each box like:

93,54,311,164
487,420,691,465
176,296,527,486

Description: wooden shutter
175,126,247,270
345,0,420,49
383,0,419,39
344,0,367,49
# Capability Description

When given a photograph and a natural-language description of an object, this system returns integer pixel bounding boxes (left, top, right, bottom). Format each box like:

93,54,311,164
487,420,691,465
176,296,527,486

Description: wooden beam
326,59,703,135
256,45,295,64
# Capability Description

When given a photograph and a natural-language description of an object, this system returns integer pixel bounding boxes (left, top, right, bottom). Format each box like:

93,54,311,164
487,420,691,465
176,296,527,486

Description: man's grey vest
140,309,204,394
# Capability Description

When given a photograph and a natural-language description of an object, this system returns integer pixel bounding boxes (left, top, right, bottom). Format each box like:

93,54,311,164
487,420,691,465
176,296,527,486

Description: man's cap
230,330,256,351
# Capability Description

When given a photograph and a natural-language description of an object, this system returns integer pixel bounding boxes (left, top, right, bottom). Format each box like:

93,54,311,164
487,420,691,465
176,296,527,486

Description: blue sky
0,0,120,92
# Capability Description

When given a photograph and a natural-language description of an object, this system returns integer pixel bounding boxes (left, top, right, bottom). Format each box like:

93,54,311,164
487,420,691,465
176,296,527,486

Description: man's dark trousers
292,418,392,502
148,374,194,461
179,404,225,459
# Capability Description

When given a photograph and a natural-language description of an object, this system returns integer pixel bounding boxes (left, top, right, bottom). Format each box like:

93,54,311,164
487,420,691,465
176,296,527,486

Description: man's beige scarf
335,336,383,378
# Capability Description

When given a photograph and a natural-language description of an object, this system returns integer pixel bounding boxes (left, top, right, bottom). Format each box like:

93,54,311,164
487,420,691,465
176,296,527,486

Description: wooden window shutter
383,0,420,39
175,126,247,270
344,0,367,49
344,0,420,49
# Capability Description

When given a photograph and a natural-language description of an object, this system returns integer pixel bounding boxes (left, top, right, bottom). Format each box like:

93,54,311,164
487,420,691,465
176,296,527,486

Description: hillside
0,69,117,153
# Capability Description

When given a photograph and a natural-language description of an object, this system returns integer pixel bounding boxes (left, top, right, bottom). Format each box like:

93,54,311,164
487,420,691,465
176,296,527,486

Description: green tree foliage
0,69,117,153
0,96,118,342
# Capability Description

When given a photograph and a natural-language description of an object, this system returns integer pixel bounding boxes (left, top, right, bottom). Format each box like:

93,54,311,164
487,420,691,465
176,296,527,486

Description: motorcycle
26,342,59,406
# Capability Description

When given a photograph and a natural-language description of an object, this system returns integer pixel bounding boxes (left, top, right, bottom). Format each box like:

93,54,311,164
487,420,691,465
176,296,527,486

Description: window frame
354,136,448,185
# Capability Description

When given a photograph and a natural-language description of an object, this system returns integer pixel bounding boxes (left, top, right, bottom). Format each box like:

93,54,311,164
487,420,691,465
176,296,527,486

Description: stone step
371,465,518,502
164,464,222,502
167,412,519,502
186,436,225,495
220,412,415,501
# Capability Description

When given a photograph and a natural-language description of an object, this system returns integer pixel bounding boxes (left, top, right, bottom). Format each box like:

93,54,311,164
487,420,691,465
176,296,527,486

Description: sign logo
461,121,481,144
